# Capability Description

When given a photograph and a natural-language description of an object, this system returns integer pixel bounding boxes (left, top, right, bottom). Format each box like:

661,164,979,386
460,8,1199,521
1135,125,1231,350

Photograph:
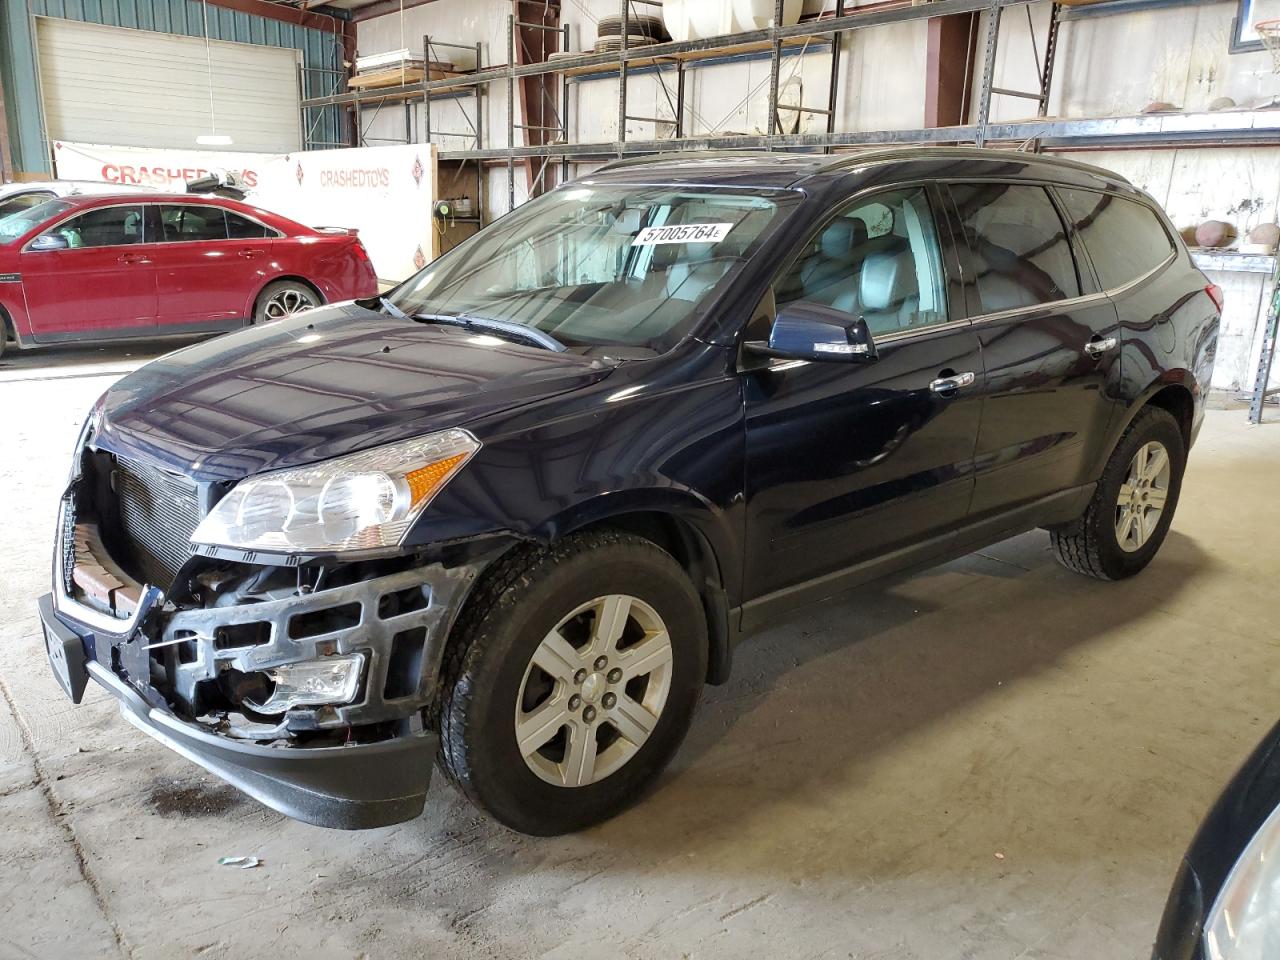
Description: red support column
514,0,561,196
925,12,979,129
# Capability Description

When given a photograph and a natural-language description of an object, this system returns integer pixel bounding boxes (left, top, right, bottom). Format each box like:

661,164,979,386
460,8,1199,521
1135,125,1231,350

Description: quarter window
949,183,1080,314
775,186,949,336
1056,188,1174,292
45,205,145,248
226,212,273,239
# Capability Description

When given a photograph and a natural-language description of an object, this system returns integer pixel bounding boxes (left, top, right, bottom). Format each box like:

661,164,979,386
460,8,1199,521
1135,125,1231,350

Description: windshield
388,184,793,354
0,198,73,243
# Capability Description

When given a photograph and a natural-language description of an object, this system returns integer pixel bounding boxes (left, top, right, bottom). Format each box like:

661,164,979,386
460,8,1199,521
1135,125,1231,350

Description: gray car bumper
38,592,437,829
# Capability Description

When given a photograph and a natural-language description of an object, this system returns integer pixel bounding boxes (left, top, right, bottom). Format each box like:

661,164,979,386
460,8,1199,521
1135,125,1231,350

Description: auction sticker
632,223,734,245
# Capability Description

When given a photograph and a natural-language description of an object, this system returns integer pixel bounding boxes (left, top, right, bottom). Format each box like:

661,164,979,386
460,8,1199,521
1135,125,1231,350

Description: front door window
775,186,949,337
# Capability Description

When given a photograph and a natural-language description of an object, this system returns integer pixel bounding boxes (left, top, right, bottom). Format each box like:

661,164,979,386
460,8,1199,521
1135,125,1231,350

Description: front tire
434,531,707,835
1049,406,1186,580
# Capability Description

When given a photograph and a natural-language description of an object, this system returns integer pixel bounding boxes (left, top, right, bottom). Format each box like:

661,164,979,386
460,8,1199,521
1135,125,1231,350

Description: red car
0,193,378,358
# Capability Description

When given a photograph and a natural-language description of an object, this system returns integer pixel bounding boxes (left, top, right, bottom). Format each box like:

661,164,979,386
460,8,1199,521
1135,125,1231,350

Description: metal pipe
561,22,571,184
617,0,629,157
991,86,1045,101
767,0,784,139
423,34,431,144
424,40,481,51
676,61,686,138
514,19,562,31
507,13,515,212
974,0,1002,148
825,0,845,152
475,40,484,149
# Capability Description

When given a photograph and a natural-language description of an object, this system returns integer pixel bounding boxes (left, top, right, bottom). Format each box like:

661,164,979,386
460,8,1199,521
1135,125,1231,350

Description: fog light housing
245,654,365,715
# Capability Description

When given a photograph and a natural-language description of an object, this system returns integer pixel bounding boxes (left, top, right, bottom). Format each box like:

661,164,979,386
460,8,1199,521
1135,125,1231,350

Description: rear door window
158,205,229,242
1056,188,1174,291
949,183,1080,314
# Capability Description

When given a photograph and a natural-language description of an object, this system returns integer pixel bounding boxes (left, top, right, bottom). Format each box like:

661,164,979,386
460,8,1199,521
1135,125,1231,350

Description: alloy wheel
515,594,673,788
1115,440,1171,552
263,288,316,322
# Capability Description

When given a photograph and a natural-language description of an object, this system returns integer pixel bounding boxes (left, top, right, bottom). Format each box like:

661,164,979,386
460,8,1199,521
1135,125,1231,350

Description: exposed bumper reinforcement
39,593,436,830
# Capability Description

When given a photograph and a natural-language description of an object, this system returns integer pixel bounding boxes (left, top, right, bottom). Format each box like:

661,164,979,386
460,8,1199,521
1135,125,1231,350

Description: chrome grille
114,456,200,587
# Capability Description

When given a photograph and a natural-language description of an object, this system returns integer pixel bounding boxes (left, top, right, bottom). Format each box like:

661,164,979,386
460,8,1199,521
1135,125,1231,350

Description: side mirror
29,233,69,252
744,301,877,363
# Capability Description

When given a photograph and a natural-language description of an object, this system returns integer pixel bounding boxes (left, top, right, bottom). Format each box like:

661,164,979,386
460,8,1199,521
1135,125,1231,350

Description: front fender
0,281,31,342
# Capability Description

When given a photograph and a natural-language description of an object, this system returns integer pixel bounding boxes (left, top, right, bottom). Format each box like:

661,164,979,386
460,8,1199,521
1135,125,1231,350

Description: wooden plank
349,67,464,90
557,35,829,78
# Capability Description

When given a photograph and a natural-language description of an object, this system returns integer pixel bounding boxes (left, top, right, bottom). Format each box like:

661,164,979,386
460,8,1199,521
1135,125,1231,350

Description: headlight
191,428,479,554
1205,802,1280,959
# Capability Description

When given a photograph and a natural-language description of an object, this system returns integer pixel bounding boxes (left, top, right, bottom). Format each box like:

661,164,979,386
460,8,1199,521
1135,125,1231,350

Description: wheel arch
1112,376,1197,455
535,494,737,686
1144,382,1196,451
249,275,327,318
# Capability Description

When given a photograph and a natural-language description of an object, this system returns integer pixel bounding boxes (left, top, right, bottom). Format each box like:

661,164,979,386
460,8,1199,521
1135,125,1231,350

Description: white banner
53,140,438,283
53,140,278,191
251,145,435,283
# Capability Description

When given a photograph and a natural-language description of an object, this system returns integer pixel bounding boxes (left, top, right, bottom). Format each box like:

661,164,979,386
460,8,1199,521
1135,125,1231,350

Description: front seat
800,217,868,311
859,251,919,332
665,242,732,302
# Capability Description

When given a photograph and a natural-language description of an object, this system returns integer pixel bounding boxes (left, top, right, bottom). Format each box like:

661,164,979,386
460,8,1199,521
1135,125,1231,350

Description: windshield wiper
355,294,410,320
410,313,568,353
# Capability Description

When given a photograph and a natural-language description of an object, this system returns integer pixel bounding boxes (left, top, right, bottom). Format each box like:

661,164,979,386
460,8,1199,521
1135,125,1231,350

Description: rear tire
434,531,707,835
251,280,319,325
1049,406,1186,580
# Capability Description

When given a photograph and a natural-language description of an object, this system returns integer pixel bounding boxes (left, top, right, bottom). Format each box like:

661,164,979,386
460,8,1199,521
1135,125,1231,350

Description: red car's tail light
1205,283,1225,312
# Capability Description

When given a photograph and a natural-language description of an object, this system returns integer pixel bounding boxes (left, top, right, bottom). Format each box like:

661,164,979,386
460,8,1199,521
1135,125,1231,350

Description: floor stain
147,778,243,818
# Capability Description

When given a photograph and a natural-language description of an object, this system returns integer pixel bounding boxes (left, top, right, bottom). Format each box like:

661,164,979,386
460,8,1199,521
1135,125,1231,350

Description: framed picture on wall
1232,0,1280,53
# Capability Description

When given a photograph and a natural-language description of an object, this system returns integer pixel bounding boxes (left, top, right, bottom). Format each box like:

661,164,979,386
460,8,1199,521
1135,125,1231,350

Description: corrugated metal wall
1,0,343,173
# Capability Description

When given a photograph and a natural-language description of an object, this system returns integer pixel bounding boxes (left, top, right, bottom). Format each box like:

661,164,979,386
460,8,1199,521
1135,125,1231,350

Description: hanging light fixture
196,0,233,146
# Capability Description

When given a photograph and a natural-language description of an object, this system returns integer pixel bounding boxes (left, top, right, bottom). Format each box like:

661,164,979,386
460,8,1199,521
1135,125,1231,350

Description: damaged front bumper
40,495,490,829
40,592,435,828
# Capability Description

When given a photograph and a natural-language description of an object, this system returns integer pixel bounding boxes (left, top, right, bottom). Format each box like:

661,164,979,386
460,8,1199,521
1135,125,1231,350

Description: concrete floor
2,342,1278,960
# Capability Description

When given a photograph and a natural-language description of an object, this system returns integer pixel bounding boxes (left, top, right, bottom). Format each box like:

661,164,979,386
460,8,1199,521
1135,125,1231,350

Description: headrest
610,208,643,234
860,251,916,311
818,217,868,263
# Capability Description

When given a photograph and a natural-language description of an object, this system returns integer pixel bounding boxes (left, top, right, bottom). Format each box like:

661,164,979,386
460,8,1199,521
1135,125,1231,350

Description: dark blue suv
38,148,1220,834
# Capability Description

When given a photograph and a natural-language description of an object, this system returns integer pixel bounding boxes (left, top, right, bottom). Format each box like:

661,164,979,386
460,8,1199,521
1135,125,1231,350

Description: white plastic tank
662,0,692,42
686,0,734,38
664,0,804,42
732,0,803,31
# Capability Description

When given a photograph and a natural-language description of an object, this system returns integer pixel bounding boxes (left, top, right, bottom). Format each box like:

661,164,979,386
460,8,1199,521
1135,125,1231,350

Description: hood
92,302,616,482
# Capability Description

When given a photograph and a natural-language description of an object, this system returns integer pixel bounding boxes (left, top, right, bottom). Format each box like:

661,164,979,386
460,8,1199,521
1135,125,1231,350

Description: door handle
239,249,266,259
1083,336,1118,358
117,253,150,264
929,370,976,396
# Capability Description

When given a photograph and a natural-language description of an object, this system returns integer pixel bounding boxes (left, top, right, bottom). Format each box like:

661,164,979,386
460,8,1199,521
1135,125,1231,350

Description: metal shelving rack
303,0,1068,218
300,0,1280,218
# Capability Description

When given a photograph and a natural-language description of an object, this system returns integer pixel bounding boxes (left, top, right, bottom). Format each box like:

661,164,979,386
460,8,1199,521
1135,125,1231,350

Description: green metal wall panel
2,0,342,172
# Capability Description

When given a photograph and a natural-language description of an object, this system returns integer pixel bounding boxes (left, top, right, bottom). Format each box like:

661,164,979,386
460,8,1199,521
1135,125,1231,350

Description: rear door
20,203,156,337
148,203,275,329
944,181,1124,520
741,184,984,607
